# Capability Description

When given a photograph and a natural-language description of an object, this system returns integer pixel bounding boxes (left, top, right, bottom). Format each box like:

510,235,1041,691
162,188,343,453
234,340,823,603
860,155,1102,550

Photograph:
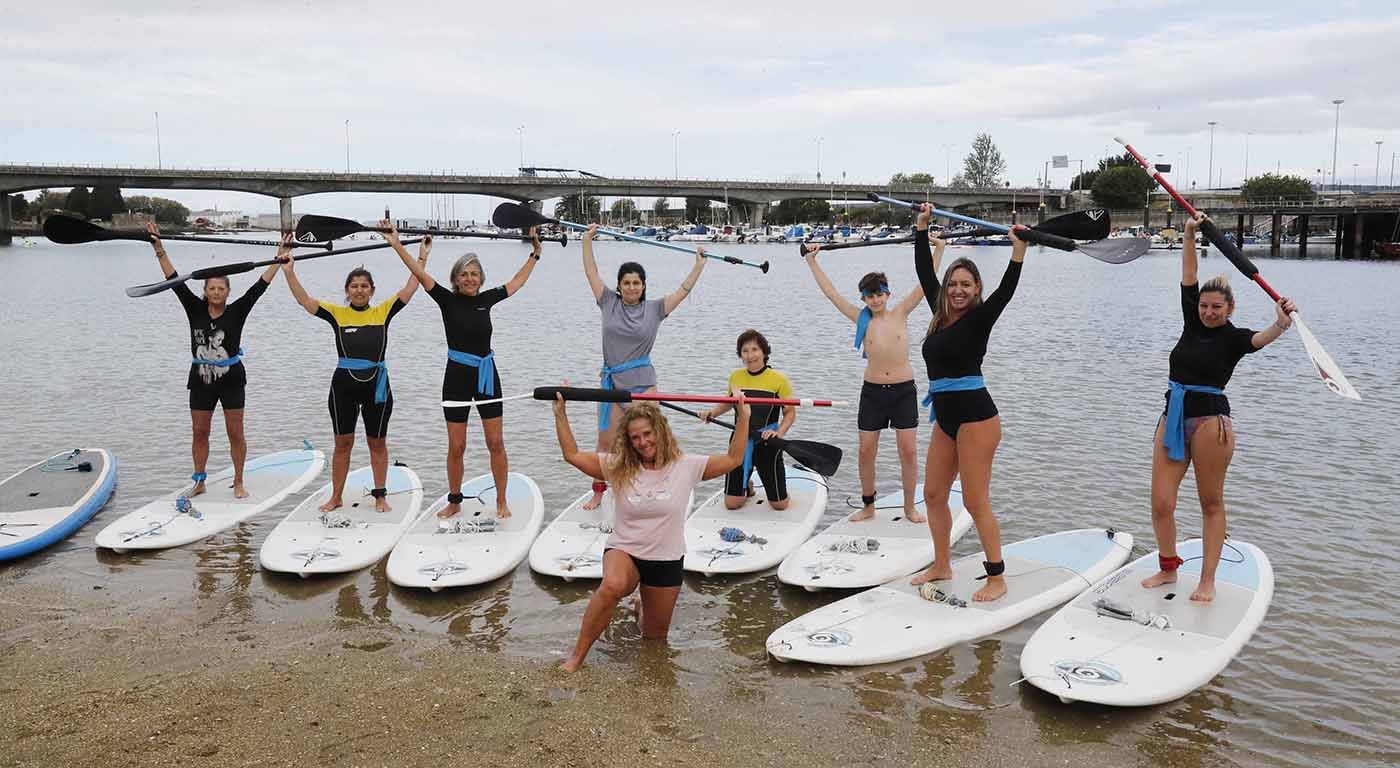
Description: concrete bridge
0,163,1069,245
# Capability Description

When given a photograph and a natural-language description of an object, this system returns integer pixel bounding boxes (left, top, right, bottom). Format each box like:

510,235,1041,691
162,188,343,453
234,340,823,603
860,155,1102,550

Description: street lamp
1375,140,1384,187
155,111,162,169
672,131,680,180
1207,121,1217,190
816,137,823,182
517,125,525,169
1331,99,1344,191
1244,131,1251,182
344,120,350,172
1353,162,1359,186
941,143,954,185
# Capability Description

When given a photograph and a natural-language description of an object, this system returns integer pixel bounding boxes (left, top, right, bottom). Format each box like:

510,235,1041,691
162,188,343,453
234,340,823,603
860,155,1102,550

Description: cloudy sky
4,0,1396,219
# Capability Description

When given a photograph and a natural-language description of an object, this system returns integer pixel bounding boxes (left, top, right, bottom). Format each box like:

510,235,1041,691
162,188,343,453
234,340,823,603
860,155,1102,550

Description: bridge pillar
1334,216,1345,259
749,203,766,226
1352,213,1366,259
1270,211,1282,257
1297,214,1309,256
0,195,11,247
1236,215,1245,249
279,197,294,232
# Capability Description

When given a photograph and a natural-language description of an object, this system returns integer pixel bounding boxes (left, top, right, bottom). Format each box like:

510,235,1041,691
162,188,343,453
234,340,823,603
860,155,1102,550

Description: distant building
190,208,250,230
111,212,154,230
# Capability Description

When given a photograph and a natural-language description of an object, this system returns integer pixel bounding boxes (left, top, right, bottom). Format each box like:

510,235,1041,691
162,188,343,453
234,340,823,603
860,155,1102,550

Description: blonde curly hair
605,403,682,491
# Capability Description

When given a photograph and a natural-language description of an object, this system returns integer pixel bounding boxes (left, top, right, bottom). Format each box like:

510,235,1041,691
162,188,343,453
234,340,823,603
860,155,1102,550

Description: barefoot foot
560,656,585,673
972,575,1007,602
375,497,392,514
1190,580,1216,603
496,503,513,520
849,504,875,522
190,481,207,497
1140,570,1178,589
318,497,343,514
232,482,250,500
437,502,461,519
910,564,952,586
904,506,926,524
582,490,605,510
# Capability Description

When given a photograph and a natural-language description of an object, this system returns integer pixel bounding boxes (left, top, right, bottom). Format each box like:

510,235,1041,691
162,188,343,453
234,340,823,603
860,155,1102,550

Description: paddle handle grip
1012,227,1077,252
534,386,631,403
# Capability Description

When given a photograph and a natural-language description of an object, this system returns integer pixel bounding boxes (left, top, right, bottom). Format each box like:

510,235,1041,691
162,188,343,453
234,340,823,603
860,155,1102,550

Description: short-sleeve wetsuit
724,366,793,501
315,297,405,438
429,282,510,422
915,228,1022,439
171,276,269,411
1163,282,1258,423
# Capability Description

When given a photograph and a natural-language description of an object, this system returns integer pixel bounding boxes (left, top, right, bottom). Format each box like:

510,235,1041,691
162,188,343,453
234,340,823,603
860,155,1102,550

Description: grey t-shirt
598,290,666,390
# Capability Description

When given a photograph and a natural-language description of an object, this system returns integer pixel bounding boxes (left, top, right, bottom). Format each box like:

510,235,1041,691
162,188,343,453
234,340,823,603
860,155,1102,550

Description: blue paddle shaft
560,220,768,271
870,194,1077,252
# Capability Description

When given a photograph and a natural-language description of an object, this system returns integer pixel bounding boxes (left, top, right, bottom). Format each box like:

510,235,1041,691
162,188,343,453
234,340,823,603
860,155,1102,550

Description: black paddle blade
1076,236,1151,264
294,214,363,243
1037,208,1110,240
776,438,842,477
44,215,126,244
492,202,557,230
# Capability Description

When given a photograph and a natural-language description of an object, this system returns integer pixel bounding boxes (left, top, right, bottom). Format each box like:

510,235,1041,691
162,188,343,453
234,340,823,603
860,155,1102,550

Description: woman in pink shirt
553,393,749,672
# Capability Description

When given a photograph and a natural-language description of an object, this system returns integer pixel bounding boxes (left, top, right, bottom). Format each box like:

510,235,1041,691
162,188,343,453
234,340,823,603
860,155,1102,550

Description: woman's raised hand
583,224,598,242
916,202,932,230
380,218,401,246
418,235,433,264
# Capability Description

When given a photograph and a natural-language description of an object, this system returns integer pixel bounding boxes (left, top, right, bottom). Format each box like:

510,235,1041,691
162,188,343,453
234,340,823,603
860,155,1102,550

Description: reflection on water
2,239,1398,766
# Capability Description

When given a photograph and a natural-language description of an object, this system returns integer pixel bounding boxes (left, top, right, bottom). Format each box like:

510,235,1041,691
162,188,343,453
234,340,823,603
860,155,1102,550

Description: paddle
805,209,1112,255
124,238,424,298
443,386,845,409
294,214,565,246
492,202,770,272
657,401,843,476
867,194,1148,264
1116,136,1361,400
43,215,329,249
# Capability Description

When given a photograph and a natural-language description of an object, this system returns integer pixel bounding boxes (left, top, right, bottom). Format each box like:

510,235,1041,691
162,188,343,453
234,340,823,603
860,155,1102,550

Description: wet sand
2,578,1122,768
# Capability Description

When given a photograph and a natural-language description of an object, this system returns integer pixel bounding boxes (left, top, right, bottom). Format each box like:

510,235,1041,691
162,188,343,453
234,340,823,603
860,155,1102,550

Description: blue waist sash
854,308,872,359
338,357,390,404
1163,380,1225,461
447,349,496,397
193,347,245,368
741,421,783,483
922,376,986,424
599,355,653,430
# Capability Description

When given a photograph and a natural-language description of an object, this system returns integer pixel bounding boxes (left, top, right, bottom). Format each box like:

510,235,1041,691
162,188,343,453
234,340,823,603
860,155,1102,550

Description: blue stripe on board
0,451,117,561
1175,539,1262,590
1005,529,1117,574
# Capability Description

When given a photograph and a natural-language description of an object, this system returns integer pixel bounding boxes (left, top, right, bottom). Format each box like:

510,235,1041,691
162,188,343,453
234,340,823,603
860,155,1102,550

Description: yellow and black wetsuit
724,366,793,501
315,297,404,437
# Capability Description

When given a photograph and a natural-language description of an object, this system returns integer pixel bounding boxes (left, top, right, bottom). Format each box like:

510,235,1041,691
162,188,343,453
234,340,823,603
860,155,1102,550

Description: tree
28,191,68,219
1072,152,1138,192
890,172,935,185
609,198,638,223
125,195,190,228
947,174,971,190
652,197,671,218
89,184,127,221
684,196,712,222
8,194,28,220
962,134,1006,188
64,186,92,218
554,193,600,222
769,198,831,225
1091,165,1155,209
1240,173,1315,201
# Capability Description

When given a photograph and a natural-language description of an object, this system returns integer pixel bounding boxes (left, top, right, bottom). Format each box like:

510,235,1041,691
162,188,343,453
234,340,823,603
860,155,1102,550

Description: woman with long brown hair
552,393,749,672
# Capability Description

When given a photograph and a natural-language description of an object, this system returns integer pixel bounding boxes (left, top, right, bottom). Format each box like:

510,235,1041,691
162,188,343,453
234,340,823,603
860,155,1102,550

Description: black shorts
607,548,684,588
929,388,997,439
858,380,919,431
442,365,504,423
189,382,245,411
724,440,788,501
329,372,393,438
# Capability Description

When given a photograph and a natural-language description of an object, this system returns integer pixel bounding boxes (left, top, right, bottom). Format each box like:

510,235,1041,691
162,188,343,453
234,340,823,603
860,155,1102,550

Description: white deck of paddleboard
387,472,543,590
528,488,696,581
684,466,827,576
767,528,1133,666
0,449,116,559
1020,538,1272,707
259,464,422,577
777,483,975,590
95,448,324,552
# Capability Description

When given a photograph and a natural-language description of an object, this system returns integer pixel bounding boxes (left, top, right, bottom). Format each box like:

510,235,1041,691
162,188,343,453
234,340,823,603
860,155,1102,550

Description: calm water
2,235,1397,767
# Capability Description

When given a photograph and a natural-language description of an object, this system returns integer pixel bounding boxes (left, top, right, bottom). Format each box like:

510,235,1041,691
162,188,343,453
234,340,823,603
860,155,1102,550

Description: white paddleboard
95,447,324,553
684,465,827,576
387,471,544,590
1,449,117,561
528,487,696,581
767,528,1134,666
777,483,975,591
1019,538,1272,707
259,464,422,577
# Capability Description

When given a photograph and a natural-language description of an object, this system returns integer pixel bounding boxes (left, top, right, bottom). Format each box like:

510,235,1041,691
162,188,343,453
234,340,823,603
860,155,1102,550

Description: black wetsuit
172,276,269,411
315,297,405,437
430,283,509,422
1165,282,1258,418
915,228,1021,438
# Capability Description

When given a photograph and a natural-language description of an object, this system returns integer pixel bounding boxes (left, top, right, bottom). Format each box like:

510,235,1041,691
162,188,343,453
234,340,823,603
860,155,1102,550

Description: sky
3,0,1397,220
